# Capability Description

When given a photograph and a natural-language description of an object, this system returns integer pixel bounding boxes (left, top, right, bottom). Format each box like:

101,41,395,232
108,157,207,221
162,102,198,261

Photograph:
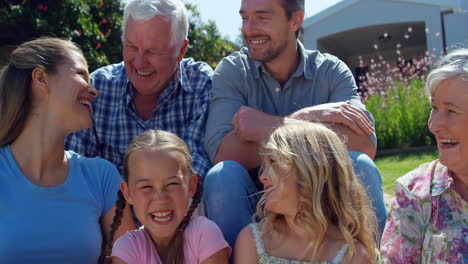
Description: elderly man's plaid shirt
66,59,212,176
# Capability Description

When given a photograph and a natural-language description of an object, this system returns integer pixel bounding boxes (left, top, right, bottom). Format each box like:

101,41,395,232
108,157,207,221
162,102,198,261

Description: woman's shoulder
66,150,119,177
66,150,114,167
394,159,442,198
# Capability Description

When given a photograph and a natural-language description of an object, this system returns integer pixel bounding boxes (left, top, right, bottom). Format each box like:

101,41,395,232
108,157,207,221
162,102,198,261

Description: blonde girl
234,122,379,263
109,130,230,264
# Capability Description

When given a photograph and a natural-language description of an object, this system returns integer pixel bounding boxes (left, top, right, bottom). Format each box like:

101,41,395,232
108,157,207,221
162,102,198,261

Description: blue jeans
203,151,387,248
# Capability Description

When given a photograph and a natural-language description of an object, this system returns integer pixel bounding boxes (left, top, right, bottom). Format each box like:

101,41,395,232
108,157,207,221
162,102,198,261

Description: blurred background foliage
0,0,238,71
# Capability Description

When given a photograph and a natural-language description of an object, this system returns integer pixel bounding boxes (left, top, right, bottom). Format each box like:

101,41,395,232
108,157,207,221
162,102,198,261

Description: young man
66,0,212,176
204,0,386,247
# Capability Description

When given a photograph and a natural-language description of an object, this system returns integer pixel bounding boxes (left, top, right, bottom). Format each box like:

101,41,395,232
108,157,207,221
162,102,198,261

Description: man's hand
289,101,374,136
232,106,284,143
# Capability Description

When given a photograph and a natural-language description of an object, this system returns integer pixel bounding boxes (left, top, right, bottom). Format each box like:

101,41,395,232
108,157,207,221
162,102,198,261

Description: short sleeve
188,217,231,262
111,232,139,263
99,160,123,215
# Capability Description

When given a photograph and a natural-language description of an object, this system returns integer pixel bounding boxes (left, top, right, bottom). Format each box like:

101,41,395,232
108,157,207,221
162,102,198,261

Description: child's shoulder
186,216,222,234
112,227,153,259
185,216,232,259
115,226,150,245
233,224,259,263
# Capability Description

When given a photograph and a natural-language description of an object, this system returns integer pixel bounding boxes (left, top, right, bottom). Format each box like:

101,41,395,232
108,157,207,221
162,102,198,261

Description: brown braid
165,174,204,264
99,190,127,264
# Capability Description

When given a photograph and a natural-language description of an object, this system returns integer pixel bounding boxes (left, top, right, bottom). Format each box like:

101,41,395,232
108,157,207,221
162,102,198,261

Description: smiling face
259,156,298,217
240,0,300,63
123,15,187,98
121,148,197,245
429,76,468,175
46,50,98,132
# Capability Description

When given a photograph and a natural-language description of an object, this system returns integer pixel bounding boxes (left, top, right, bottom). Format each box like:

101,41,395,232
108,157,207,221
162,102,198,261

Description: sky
184,0,344,41
121,0,344,42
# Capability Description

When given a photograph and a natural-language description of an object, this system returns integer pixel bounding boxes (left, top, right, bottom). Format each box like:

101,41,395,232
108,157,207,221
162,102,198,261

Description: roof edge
303,0,362,29
303,0,462,29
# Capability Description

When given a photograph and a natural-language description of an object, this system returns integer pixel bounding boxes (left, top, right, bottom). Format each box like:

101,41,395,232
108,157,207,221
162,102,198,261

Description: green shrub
0,0,124,72
366,79,434,149
0,1,238,71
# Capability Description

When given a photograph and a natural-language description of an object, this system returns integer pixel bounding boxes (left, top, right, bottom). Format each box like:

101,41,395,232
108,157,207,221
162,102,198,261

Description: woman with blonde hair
0,37,134,263
234,122,379,263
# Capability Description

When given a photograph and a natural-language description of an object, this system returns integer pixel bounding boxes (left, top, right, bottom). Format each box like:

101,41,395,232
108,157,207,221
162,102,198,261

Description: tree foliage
185,4,238,68
0,1,237,71
0,0,124,71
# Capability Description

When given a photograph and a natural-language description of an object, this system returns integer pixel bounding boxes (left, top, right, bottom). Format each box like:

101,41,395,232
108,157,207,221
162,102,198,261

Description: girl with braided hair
110,130,230,264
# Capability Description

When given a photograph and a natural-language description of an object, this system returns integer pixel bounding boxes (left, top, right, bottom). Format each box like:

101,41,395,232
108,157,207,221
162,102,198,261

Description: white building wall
303,0,445,55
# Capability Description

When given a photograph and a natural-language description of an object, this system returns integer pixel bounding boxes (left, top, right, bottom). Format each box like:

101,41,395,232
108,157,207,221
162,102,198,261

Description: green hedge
366,79,434,149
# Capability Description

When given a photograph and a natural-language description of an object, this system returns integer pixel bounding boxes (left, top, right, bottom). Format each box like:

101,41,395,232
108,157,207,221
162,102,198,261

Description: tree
0,1,237,71
185,4,238,68
0,0,124,71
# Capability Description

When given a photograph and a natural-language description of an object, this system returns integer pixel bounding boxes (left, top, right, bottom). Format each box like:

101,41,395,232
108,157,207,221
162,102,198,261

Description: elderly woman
380,49,468,263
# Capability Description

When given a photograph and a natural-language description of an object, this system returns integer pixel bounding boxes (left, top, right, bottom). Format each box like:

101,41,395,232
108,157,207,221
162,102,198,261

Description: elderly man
203,0,387,247
66,0,212,176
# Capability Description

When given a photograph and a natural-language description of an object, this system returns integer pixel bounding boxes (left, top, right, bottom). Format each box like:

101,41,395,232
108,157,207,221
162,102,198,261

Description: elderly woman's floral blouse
380,160,468,264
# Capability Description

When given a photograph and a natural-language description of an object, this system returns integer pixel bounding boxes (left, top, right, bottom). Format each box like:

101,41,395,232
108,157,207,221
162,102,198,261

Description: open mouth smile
136,70,154,77
439,139,459,149
79,99,92,112
150,210,174,223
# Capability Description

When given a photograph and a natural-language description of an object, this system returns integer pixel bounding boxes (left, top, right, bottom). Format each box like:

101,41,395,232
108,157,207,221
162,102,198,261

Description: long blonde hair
255,122,378,261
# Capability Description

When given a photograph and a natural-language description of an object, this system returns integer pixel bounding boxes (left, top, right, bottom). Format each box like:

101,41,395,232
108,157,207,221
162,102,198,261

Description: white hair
426,48,468,97
122,0,188,51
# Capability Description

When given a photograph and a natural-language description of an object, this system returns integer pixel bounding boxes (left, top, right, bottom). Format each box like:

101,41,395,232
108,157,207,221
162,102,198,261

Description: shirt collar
431,160,454,196
122,62,188,111
251,40,313,80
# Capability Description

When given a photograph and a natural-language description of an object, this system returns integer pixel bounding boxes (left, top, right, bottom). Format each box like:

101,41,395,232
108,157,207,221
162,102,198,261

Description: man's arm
204,56,257,167
296,54,378,159
214,131,261,169
328,123,376,159
289,101,376,159
214,106,286,169
215,102,376,168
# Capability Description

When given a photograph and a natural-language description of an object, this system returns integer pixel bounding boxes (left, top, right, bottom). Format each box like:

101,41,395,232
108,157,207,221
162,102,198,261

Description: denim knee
204,161,250,195
203,160,260,248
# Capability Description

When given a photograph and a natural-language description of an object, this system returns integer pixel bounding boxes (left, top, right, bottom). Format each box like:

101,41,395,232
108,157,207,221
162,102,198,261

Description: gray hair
122,0,188,50
426,48,468,97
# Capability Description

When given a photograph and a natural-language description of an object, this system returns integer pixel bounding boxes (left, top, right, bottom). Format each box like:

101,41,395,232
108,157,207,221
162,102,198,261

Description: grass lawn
375,149,439,194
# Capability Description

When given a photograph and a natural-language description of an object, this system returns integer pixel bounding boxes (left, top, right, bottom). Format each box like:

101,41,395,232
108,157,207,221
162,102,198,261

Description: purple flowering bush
359,42,439,149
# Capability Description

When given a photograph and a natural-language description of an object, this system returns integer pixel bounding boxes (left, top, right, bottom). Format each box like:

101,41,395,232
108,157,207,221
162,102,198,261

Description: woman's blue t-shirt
0,145,122,264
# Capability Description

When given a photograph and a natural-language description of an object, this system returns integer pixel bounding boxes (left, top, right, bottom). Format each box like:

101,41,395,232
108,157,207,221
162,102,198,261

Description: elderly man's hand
232,106,284,143
290,101,374,136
